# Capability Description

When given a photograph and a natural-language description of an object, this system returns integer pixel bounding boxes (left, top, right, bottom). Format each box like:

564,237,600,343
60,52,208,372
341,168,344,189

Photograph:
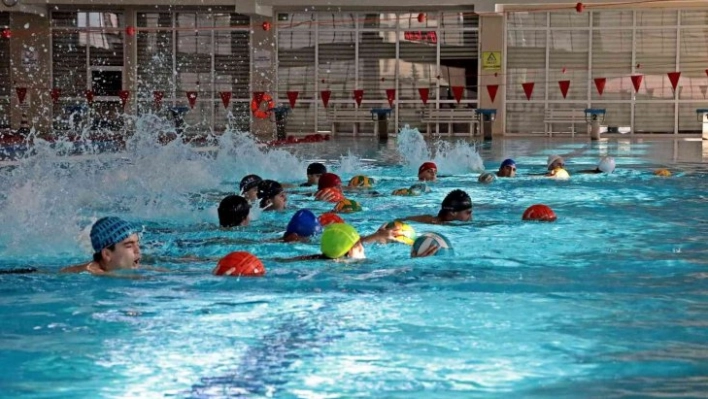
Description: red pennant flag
85,90,94,104
15,87,27,105
631,75,643,93
385,88,396,107
486,84,498,103
219,92,232,109
186,91,198,109
558,80,570,99
353,89,364,107
286,91,299,108
253,91,264,107
50,88,61,103
667,72,681,92
705,69,708,78
418,88,429,105
153,91,164,108
522,82,535,100
594,78,606,96
700,85,707,99
118,90,130,110
320,90,331,108
451,86,464,103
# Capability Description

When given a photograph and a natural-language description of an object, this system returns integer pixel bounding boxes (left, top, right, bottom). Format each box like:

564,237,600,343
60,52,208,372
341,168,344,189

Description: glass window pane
507,12,547,29
137,12,172,28
592,10,632,28
679,29,708,100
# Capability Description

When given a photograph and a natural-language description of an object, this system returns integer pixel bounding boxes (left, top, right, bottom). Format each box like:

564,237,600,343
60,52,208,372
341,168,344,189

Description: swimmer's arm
272,254,327,262
361,227,397,244
59,262,93,274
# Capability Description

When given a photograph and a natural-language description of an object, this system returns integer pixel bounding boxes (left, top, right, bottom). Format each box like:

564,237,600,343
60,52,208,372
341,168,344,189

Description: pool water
1,128,708,399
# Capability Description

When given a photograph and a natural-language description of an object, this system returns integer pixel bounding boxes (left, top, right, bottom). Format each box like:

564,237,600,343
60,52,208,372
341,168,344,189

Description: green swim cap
320,223,360,259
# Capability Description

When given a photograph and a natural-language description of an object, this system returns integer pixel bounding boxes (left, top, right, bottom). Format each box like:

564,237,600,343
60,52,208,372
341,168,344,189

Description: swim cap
333,199,362,213
257,180,283,200
597,156,616,173
522,204,557,222
90,217,140,253
409,183,430,194
418,162,437,175
285,209,322,237
314,187,345,203
321,223,360,259
478,172,496,184
213,251,265,277
551,168,570,179
348,175,375,188
384,220,416,245
318,212,344,226
411,232,453,258
392,188,413,196
318,173,342,190
547,155,565,170
307,162,327,175
239,174,262,194
501,158,516,168
218,195,251,227
441,189,472,212
654,168,671,177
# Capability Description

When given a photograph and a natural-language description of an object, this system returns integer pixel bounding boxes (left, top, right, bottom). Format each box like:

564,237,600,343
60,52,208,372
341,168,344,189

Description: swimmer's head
418,162,437,181
439,189,473,221
333,198,362,213
497,158,517,177
478,172,496,184
547,155,565,171
90,217,141,253
654,168,672,177
306,162,327,185
597,156,616,173
321,223,364,259
285,209,322,240
550,168,570,179
218,195,251,227
257,180,287,211
239,174,262,201
411,232,453,258
318,172,342,190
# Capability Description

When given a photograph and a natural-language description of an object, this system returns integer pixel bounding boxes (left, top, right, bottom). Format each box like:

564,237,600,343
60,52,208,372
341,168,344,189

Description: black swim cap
307,162,327,175
257,180,283,200
239,174,262,194
441,189,472,212
218,195,251,227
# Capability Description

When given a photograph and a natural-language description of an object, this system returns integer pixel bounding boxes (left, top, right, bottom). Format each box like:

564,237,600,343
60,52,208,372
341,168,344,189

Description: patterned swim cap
90,217,140,253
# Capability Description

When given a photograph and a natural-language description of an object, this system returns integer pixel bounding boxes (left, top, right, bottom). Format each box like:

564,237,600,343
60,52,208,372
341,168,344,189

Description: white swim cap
547,155,565,170
597,156,616,173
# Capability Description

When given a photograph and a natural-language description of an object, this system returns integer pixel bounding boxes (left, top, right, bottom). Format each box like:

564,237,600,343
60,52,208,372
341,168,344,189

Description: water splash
396,125,483,175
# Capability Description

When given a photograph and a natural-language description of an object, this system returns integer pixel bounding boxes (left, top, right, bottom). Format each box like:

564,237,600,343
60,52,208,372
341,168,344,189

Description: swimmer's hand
361,226,398,244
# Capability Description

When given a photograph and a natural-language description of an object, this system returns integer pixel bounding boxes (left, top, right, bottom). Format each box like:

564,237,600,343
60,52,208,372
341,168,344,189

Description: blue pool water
1,127,708,398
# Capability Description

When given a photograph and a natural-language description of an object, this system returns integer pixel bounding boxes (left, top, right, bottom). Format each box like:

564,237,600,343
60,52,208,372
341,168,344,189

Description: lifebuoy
251,93,274,119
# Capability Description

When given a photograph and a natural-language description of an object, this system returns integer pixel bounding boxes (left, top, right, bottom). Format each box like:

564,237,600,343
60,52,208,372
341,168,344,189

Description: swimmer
60,217,142,275
418,162,437,182
218,195,251,227
239,174,262,202
546,155,570,178
283,209,322,243
257,180,287,211
314,172,344,201
281,223,398,261
301,162,327,187
577,156,616,174
403,189,473,224
496,158,516,178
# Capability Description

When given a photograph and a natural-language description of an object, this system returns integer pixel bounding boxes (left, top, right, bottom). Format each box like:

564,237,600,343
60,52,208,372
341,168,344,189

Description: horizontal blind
137,31,174,99
359,31,396,104
506,29,546,101
678,28,708,101
0,12,9,98
548,31,588,101
591,29,632,101
635,29,676,99
52,31,87,96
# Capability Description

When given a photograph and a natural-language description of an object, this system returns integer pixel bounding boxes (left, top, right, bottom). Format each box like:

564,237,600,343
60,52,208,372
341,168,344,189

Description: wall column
478,14,504,135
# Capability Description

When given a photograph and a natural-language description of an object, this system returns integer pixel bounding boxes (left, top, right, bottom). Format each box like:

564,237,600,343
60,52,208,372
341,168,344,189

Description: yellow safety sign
482,51,501,70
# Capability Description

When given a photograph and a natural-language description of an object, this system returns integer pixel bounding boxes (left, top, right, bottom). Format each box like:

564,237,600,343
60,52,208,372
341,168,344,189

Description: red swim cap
212,252,266,277
319,212,345,226
522,204,557,222
318,172,342,190
418,162,437,175
314,187,345,203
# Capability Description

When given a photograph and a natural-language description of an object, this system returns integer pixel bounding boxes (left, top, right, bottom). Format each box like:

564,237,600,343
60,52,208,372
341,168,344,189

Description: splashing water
0,115,306,259
396,126,483,175
336,150,364,175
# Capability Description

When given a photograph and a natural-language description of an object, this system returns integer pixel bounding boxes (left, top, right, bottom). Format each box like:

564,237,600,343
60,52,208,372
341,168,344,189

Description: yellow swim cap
320,223,360,259
384,220,416,245
348,175,374,188
654,168,671,177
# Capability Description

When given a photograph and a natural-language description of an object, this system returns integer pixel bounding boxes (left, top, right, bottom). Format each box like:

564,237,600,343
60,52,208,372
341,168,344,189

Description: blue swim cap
90,217,140,253
285,209,322,237
501,158,516,168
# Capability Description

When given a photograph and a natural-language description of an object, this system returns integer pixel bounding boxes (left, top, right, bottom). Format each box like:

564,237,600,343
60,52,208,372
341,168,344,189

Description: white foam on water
396,125,483,175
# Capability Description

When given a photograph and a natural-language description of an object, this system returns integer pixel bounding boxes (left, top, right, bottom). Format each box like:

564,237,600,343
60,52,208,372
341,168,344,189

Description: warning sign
482,51,501,70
